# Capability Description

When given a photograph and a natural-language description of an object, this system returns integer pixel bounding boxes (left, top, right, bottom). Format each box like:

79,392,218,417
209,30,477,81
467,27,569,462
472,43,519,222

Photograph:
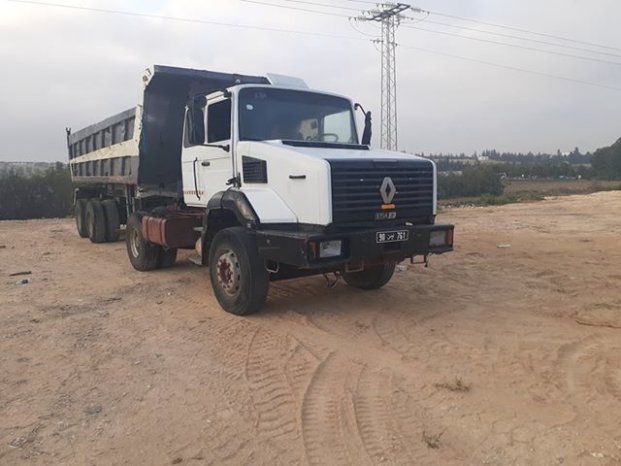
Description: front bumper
255,223,454,269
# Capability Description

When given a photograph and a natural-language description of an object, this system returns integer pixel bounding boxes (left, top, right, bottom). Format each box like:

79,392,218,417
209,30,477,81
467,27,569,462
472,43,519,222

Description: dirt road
1,192,620,465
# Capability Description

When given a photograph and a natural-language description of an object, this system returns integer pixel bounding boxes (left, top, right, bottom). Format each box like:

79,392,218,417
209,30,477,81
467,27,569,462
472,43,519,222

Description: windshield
238,87,357,144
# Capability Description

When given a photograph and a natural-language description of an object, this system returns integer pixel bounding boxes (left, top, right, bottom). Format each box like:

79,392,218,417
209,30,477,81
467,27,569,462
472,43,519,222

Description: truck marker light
381,204,396,210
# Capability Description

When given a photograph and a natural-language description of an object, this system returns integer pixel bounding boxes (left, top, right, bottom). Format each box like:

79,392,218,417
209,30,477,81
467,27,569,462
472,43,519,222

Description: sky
0,0,620,162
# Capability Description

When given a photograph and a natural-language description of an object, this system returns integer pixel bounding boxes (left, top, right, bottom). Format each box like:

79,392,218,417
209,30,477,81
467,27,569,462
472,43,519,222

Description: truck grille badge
380,177,396,204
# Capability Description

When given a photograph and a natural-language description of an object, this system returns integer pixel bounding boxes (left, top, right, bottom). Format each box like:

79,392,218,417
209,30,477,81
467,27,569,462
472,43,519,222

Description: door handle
192,158,201,200
201,160,210,167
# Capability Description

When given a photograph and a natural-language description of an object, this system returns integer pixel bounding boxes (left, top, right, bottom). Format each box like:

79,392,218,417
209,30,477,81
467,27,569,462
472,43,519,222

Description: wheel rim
216,249,241,296
129,227,141,258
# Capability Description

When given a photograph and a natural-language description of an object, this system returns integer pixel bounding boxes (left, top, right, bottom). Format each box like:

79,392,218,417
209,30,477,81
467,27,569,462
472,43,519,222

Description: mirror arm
354,103,372,145
201,143,230,152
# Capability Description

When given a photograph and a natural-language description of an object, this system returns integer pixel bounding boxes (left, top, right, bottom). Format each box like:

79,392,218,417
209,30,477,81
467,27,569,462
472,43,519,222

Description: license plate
376,230,409,244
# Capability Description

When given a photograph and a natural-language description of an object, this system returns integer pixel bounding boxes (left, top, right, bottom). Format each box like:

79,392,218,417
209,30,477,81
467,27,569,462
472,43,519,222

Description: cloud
0,0,619,161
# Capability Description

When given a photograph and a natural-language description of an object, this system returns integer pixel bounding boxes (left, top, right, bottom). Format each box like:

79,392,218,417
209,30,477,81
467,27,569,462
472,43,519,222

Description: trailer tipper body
67,65,454,314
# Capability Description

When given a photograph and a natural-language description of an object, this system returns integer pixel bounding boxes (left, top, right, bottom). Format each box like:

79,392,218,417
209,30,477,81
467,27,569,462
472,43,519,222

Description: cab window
207,99,231,143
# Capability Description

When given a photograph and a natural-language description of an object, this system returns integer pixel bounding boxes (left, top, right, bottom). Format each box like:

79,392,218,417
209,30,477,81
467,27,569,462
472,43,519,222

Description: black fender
201,190,260,265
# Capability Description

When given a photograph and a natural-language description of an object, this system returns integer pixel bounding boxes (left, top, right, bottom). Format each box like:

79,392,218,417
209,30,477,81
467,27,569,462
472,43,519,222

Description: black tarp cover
138,65,269,187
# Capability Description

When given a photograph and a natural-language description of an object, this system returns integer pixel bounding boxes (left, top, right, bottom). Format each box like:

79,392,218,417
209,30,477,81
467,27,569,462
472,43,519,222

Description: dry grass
504,179,621,196
434,377,471,393
439,179,621,208
422,430,445,449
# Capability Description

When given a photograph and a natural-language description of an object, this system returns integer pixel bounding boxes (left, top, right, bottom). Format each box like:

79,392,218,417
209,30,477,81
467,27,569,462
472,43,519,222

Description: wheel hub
130,228,141,258
216,250,241,296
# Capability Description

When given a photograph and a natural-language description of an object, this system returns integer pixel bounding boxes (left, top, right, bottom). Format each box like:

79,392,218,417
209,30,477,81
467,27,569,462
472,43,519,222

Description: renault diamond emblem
379,177,396,204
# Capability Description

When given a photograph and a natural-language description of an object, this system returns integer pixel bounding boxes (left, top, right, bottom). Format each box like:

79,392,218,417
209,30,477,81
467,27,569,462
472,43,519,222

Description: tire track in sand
244,328,302,443
557,334,621,402
555,333,621,447
301,353,372,466
352,366,418,465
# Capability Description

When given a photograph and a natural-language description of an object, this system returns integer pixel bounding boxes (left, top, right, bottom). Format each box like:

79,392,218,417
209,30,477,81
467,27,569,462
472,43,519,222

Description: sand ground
1,192,620,465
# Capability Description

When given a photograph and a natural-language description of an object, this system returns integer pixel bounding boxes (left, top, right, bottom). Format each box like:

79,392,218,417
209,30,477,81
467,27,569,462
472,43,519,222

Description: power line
245,0,621,60
399,43,621,92
346,0,380,4
332,1,621,53
263,0,360,12
402,25,621,66
403,16,621,59
7,0,363,38
426,10,621,53
348,17,380,38
239,0,349,17
406,10,430,26
8,0,620,94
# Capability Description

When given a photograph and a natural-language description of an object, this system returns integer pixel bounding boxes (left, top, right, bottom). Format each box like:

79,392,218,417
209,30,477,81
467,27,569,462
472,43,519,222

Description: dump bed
67,65,268,191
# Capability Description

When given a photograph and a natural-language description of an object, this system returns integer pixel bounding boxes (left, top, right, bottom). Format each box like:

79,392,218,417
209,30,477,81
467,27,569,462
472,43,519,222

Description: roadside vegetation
436,138,621,206
1,138,620,220
0,163,72,220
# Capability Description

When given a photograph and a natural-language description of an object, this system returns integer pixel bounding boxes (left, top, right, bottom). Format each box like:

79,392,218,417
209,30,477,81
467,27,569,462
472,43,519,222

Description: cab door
182,95,233,207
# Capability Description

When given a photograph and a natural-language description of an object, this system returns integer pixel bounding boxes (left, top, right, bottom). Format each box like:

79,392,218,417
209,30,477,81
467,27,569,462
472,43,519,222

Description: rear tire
75,198,88,238
342,263,396,290
102,199,121,242
208,227,269,315
86,200,107,244
126,212,160,271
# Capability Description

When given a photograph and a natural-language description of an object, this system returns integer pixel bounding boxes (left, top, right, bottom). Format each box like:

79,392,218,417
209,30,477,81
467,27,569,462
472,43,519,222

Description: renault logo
379,177,396,204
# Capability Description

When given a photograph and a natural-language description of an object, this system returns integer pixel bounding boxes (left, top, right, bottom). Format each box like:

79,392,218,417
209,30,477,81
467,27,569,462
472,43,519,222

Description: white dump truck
67,65,454,315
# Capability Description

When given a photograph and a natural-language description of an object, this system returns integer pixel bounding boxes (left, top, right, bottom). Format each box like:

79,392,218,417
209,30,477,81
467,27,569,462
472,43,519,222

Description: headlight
430,230,448,247
319,240,342,258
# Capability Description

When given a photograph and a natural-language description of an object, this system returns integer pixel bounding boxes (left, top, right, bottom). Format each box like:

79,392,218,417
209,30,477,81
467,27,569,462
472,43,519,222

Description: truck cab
67,65,453,316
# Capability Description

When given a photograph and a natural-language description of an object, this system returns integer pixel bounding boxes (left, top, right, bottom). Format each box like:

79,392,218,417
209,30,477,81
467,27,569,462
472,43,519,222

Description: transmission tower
358,3,411,151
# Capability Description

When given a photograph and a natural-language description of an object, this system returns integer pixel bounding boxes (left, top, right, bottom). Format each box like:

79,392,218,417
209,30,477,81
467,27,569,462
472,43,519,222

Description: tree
592,138,621,180
0,163,73,220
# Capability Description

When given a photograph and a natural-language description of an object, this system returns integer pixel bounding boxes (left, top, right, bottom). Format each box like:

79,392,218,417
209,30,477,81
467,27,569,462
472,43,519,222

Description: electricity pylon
358,3,411,151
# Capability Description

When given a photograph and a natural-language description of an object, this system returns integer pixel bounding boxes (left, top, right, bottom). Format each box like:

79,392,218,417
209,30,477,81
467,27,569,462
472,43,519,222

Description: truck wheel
85,200,107,244
208,227,269,315
102,199,121,242
342,263,396,290
75,198,88,238
158,248,178,268
126,212,160,271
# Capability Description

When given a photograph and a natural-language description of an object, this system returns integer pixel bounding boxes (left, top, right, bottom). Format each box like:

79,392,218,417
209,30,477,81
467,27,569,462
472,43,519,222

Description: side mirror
354,103,372,145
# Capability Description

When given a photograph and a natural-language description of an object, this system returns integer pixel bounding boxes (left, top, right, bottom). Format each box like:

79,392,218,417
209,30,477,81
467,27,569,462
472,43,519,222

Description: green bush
0,163,73,220
438,165,504,199
592,138,621,180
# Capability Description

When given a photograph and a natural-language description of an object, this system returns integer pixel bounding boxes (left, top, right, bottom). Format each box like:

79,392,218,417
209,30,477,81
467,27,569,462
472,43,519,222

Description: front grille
329,159,434,224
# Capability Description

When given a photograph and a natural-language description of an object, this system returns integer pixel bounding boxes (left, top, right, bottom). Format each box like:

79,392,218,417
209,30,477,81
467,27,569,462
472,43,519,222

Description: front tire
85,200,107,244
342,263,396,290
208,227,269,315
126,212,160,271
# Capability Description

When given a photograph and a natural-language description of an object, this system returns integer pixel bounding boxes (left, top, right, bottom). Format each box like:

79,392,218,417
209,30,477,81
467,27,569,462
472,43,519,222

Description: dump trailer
67,65,454,315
